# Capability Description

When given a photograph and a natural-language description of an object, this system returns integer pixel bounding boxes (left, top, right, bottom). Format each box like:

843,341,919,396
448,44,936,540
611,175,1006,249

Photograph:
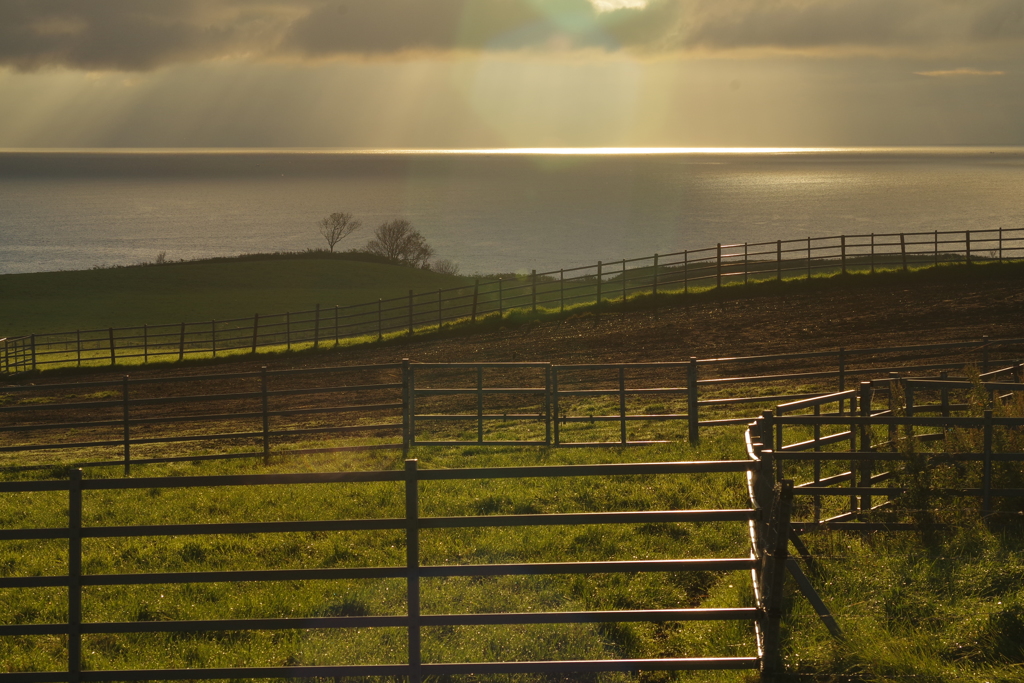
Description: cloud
1,0,1023,72
914,67,1006,77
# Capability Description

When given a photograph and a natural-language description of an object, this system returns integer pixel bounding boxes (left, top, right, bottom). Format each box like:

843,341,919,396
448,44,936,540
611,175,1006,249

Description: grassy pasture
0,256,471,337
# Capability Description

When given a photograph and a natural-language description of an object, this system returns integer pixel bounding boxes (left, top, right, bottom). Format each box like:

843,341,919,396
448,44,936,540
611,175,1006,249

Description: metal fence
3,338,1023,473
745,362,1024,531
0,458,766,682
4,227,1022,373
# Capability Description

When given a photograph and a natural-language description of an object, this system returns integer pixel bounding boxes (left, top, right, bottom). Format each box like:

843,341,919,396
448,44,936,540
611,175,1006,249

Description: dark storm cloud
1,0,1022,71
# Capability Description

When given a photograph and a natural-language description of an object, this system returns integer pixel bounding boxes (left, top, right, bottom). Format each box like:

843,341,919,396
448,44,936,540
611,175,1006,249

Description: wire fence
3,227,1022,374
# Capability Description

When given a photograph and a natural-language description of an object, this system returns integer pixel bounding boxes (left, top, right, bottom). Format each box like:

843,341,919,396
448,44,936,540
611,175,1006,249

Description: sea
1,147,1023,276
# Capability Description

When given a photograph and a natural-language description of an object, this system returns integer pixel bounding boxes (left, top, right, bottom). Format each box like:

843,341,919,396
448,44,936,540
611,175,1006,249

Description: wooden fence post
716,243,722,288
687,357,699,444
776,240,782,281
900,233,908,272
108,327,116,366
405,458,422,683
261,366,271,464
471,280,479,322
251,314,259,354
178,323,185,361
68,468,83,683
760,480,794,682
122,375,131,476
314,304,321,350
532,270,538,314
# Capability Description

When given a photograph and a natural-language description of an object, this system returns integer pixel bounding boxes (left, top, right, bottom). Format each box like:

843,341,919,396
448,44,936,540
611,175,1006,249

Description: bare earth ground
7,267,1024,386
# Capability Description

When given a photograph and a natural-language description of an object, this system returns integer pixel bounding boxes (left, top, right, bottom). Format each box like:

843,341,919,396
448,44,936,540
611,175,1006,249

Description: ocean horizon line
2,145,1024,156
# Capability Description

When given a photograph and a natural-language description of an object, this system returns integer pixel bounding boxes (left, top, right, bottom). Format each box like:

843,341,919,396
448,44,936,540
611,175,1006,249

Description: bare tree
432,258,460,276
364,219,434,268
318,212,361,252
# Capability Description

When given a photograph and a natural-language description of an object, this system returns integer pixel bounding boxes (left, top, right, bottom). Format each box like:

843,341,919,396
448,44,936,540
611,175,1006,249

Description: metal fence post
143,324,148,364
900,233,908,272
596,261,603,307
68,468,83,683
405,458,422,683
122,375,131,476
716,243,723,288
966,230,972,265
841,235,847,274
934,230,939,266
684,250,689,297
314,304,321,349
687,357,699,444
477,365,485,443
552,367,561,445
261,366,271,464
532,269,538,314
870,233,875,273
252,314,259,353
378,299,383,341
621,259,627,305
806,237,811,279
402,359,412,455
76,330,81,367
408,291,414,335
334,305,340,345
776,240,782,281
30,333,37,371
472,280,480,323
178,323,186,361
999,226,1004,263
544,364,552,446
108,327,116,366
559,270,564,313
618,367,627,444
286,312,292,350
760,480,794,682
438,290,443,329
652,253,659,298
983,409,993,516
211,320,217,358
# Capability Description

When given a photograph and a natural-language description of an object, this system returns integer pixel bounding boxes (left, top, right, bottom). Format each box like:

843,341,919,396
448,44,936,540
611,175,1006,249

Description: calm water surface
1,148,1022,275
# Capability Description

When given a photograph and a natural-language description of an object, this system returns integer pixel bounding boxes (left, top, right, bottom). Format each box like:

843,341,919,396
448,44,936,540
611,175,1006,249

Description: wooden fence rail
4,227,1022,374
0,459,764,682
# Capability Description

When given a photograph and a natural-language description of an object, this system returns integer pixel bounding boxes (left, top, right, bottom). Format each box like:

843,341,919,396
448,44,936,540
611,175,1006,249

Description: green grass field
0,255,471,336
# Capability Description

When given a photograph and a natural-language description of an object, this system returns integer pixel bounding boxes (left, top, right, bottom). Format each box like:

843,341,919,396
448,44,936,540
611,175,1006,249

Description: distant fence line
2,227,1022,375
2,337,1021,474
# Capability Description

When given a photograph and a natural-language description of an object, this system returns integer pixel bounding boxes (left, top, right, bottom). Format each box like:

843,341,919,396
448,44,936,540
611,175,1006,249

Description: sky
0,0,1022,148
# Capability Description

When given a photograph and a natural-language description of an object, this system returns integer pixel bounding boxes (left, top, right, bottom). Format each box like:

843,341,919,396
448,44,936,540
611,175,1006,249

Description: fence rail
3,338,1023,472
4,227,1022,374
0,458,765,682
